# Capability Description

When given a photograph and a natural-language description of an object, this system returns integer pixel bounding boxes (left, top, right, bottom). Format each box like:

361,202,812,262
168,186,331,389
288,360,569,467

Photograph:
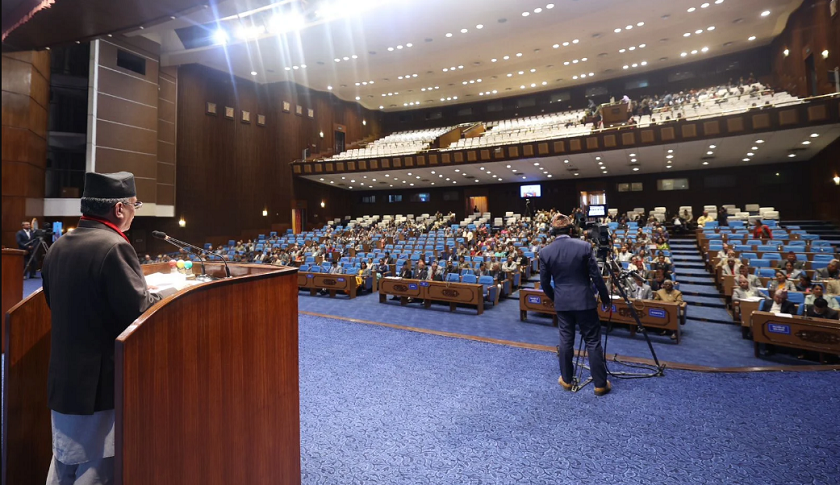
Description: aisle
669,238,732,323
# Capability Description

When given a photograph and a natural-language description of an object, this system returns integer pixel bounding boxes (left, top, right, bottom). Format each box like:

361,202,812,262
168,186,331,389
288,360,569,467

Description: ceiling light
632,167,640,171
784,49,790,56
563,42,570,46
823,50,830,59
547,4,555,9
212,29,229,45
446,33,453,37
702,161,709,165
522,11,530,17
615,28,622,33
250,71,257,76
701,2,710,7
747,152,754,156
743,158,750,162
641,61,647,66
624,65,630,69
691,50,698,55
788,154,796,158
761,10,770,17
681,52,688,57
356,96,361,100
534,7,543,13
687,7,696,12
811,133,819,138
620,48,626,53
637,22,644,27
707,151,713,155
476,24,484,29
460,29,468,33
666,155,673,159
748,36,756,41
707,26,715,31
406,43,413,48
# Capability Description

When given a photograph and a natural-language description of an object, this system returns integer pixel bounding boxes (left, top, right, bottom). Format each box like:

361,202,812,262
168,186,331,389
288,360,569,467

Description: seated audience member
768,272,795,293
737,265,761,289
328,261,344,274
696,211,713,228
651,255,674,280
355,262,371,289
805,298,840,320
795,275,812,293
501,255,519,279
628,256,647,274
384,251,395,265
458,255,470,271
627,274,653,300
654,280,683,303
765,290,797,314
429,261,444,281
398,262,414,279
815,259,840,280
732,276,762,318
715,244,730,261
477,261,491,278
649,271,668,292
804,284,840,310
376,258,390,279
826,278,840,296
616,246,633,262
414,260,430,280
781,261,802,281
720,256,742,276
785,251,806,270
752,220,772,240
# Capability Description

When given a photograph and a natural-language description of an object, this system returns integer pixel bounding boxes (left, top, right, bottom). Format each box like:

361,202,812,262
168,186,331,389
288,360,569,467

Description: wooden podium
2,263,301,485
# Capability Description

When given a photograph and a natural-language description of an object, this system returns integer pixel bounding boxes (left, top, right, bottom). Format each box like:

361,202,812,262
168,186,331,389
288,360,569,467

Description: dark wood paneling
1,50,49,247
96,119,157,154
771,0,837,97
344,159,819,223
808,137,840,224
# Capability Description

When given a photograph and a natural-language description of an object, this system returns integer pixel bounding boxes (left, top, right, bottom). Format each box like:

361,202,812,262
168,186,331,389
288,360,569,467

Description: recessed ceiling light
743,158,750,162
684,33,691,37
632,167,640,171
445,33,453,37
460,28,468,33
687,7,696,12
748,36,756,41
756,139,765,143
522,11,530,17
706,151,713,155
702,161,709,165
668,149,674,153
250,71,257,75
810,133,819,138
761,10,770,17
747,152,754,156
788,153,796,158
802,140,811,145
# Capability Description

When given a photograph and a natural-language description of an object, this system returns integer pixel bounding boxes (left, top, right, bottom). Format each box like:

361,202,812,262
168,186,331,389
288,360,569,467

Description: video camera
32,228,54,240
585,223,612,261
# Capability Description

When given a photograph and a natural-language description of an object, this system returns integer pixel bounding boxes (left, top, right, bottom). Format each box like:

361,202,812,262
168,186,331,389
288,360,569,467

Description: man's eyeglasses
122,200,143,209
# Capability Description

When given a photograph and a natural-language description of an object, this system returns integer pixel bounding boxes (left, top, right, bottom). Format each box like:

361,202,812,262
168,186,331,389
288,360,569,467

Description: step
684,305,735,324
684,295,727,308
677,277,716,285
676,268,712,275
677,283,723,297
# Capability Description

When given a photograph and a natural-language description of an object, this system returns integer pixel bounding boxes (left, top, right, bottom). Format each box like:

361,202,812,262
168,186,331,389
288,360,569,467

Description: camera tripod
559,257,665,393
23,236,49,278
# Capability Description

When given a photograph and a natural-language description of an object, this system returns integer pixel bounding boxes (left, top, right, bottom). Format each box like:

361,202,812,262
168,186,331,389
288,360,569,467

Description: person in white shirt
732,276,761,319
627,274,653,300
617,248,633,263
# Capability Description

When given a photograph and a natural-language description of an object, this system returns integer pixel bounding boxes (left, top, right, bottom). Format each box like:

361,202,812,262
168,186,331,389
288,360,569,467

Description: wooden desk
751,311,840,362
518,288,558,325
378,278,484,314
298,271,359,298
597,298,687,343
1,248,25,353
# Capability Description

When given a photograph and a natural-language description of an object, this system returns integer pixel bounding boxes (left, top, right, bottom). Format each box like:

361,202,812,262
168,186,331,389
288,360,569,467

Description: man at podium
41,172,163,485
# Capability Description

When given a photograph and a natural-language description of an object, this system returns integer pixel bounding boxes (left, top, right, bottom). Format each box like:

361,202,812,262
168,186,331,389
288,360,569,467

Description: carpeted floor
299,314,840,484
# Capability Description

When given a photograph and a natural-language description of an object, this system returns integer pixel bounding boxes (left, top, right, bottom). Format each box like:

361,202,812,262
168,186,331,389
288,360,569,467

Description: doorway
804,54,818,96
334,131,346,155
468,196,488,215
579,190,606,210
292,208,307,234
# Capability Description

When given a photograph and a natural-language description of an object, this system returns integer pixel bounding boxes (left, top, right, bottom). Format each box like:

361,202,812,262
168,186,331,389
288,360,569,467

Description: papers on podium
145,272,196,298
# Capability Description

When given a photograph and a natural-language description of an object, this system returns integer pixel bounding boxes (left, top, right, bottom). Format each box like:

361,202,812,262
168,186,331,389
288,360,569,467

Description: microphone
152,231,231,279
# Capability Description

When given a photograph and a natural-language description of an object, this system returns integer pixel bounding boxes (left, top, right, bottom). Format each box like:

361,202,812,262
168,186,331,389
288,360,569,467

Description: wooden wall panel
771,0,837,97
157,66,177,208
1,50,49,247
131,64,376,252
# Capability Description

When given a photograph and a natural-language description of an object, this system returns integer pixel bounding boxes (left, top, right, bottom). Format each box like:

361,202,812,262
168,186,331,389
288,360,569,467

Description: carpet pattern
299,315,840,484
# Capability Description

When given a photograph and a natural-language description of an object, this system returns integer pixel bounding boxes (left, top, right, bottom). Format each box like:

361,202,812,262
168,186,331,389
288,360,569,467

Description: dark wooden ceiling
2,0,211,51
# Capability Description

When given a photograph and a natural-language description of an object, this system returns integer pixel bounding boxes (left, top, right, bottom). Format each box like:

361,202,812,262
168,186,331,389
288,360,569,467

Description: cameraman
16,220,38,278
540,214,612,396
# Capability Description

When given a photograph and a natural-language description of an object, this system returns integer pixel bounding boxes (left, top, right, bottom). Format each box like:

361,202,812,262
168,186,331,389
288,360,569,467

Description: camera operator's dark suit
16,227,37,277
539,234,611,388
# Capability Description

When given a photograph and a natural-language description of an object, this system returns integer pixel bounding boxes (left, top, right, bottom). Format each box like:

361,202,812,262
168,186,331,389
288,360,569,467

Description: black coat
42,219,161,415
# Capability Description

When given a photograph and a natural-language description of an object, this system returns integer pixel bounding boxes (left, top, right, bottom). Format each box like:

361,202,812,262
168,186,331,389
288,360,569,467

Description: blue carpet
682,295,727,307
678,276,716,285
678,283,723,296
678,268,714,275
299,289,810,368
299,315,840,484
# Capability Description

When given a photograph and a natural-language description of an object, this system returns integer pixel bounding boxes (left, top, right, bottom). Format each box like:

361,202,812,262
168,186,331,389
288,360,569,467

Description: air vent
379,181,387,184
567,168,579,173
512,172,524,176
701,155,716,160
464,175,475,179
338,183,346,186
421,179,430,182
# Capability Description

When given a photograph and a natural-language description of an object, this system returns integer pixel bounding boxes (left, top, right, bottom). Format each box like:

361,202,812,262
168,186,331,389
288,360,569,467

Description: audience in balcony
696,211,714,228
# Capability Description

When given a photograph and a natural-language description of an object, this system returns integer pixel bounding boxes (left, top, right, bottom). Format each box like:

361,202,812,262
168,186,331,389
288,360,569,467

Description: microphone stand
153,232,232,280
156,237,215,282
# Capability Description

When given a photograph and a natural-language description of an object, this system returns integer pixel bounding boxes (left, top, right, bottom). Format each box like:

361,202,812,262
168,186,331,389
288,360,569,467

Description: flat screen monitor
520,184,541,198
588,205,607,217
